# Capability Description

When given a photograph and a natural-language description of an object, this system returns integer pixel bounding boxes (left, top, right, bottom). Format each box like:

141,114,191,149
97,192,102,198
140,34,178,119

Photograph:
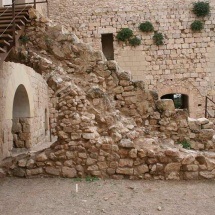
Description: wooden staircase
0,5,32,63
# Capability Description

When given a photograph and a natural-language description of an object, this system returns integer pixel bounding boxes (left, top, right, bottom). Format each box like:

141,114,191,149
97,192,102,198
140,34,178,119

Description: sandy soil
0,178,215,215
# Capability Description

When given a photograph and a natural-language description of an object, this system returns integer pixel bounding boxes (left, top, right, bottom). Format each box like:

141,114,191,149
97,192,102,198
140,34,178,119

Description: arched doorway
12,84,31,148
161,93,189,111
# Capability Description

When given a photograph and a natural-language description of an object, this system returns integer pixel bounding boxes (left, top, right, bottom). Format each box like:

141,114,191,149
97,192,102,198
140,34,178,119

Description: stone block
116,168,134,175
199,129,214,140
12,122,22,133
26,168,43,176
136,164,149,174
13,167,26,177
164,163,181,173
119,159,133,167
129,149,137,158
45,167,61,176
82,133,97,140
97,162,108,170
202,122,214,129
19,133,31,141
36,152,48,162
23,124,31,133
107,168,115,175
188,118,201,133
156,99,175,112
199,171,215,179
165,148,179,157
62,167,77,178
197,118,209,125
14,140,25,148
18,159,27,167
184,172,199,180
118,139,134,148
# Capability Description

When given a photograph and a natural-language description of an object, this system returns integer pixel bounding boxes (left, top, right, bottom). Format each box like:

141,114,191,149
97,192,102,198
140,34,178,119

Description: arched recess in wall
12,84,32,148
3,62,35,120
157,79,204,118
13,84,30,118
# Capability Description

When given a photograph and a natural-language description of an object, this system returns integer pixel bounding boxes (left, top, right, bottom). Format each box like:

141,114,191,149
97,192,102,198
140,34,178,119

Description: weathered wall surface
0,62,50,162
1,20,215,180
48,0,215,118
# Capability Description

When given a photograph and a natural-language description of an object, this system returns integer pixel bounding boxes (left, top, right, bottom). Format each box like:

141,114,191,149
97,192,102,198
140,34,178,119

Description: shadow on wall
12,84,32,149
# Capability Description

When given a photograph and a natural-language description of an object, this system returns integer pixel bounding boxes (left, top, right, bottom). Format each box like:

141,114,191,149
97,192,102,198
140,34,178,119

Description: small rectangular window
101,34,114,60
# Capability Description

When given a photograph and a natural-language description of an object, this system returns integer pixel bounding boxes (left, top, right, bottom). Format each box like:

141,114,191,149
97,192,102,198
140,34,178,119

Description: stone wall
48,0,215,118
0,62,50,162
1,19,215,180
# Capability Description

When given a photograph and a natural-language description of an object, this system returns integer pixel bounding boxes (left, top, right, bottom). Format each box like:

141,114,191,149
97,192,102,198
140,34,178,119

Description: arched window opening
12,84,31,148
13,85,30,118
161,93,189,111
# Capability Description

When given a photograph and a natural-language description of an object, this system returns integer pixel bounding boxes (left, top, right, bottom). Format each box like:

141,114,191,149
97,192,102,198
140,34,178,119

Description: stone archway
12,84,32,148
161,93,189,111
157,79,205,118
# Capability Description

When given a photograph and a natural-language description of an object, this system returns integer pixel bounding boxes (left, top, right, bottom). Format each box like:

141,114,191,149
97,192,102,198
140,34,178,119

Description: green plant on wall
153,32,164,45
192,1,210,17
191,20,204,31
139,21,154,32
19,35,29,44
129,36,141,46
177,140,191,149
116,28,133,42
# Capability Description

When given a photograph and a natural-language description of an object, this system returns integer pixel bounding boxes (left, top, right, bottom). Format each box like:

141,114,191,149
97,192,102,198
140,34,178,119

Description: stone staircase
0,5,32,63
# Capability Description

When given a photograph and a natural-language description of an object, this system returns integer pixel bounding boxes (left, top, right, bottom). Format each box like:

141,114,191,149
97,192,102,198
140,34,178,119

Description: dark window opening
161,93,189,111
101,34,114,60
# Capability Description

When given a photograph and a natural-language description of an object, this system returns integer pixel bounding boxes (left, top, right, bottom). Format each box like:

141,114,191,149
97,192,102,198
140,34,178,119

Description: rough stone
118,139,134,148
45,167,61,176
62,167,77,178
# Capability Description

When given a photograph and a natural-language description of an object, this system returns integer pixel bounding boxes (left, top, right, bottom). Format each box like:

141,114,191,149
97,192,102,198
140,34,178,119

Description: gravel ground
0,178,215,215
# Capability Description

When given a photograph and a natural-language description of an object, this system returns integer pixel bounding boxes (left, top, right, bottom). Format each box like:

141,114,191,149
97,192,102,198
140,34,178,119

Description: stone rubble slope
1,16,215,180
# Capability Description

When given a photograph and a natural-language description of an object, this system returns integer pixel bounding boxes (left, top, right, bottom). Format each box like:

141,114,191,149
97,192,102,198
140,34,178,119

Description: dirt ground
0,178,215,215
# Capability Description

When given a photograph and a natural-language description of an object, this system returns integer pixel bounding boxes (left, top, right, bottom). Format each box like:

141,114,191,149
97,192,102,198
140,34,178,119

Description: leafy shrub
85,176,99,182
19,35,29,44
192,1,210,17
139,21,154,32
177,140,191,149
129,36,141,46
116,28,133,42
153,32,164,45
191,20,204,31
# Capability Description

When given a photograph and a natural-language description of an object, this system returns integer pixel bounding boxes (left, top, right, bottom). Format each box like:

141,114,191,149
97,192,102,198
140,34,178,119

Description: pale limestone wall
48,0,215,118
0,62,49,162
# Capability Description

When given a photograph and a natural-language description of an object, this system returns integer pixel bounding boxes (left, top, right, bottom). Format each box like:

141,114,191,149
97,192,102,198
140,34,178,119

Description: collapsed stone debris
0,15,215,180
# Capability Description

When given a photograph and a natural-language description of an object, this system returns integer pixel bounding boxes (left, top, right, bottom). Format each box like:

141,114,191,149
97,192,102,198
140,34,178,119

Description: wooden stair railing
0,0,48,64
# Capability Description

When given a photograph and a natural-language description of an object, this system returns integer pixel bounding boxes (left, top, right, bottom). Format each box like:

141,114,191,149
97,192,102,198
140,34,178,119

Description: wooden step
0,28,18,34
0,11,29,17
0,23,21,30
0,19,25,25
0,6,32,12
0,39,10,46
0,15,29,22
0,34,13,40
0,47,6,53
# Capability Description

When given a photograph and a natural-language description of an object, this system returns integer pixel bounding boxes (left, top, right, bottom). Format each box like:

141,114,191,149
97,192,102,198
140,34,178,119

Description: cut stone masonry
0,14,215,180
